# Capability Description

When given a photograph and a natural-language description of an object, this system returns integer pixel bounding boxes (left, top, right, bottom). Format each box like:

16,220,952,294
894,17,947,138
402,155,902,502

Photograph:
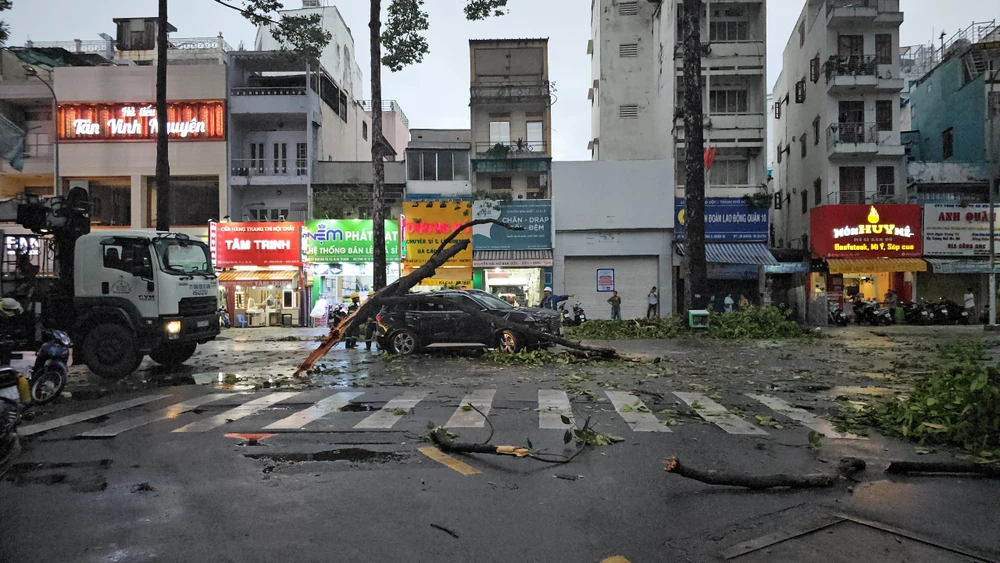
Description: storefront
674,197,775,311
809,204,925,322
401,201,473,290
209,221,305,326
920,203,1000,309
305,219,400,320
471,200,553,307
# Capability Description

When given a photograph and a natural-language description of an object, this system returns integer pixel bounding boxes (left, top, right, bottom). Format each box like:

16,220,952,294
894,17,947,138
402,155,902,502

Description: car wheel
497,329,522,354
389,329,420,355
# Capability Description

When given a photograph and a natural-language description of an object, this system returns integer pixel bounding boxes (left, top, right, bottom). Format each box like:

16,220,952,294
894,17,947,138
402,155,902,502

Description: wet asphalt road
2,326,999,562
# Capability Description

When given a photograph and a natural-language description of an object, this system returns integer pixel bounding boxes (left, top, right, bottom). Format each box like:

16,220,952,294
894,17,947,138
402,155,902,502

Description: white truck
0,188,219,379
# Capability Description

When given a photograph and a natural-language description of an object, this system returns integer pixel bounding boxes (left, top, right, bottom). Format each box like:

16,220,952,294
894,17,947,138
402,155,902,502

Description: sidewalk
219,326,330,342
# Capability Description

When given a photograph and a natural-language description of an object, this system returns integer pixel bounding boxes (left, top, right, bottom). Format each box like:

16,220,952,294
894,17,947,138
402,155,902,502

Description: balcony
229,86,313,115
230,159,309,186
826,0,902,27
824,56,904,93
675,114,767,146
471,141,551,173
826,122,904,159
827,188,909,205
674,41,766,75
470,81,552,106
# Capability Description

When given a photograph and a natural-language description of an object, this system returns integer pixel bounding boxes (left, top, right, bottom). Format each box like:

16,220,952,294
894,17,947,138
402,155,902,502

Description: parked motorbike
0,367,22,478
933,298,969,325
0,330,70,406
901,301,931,325
218,306,231,329
559,301,587,327
828,307,849,326
853,300,891,326
329,304,349,326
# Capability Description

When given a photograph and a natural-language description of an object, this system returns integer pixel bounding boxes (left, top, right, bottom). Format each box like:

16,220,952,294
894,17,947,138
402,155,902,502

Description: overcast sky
5,0,992,160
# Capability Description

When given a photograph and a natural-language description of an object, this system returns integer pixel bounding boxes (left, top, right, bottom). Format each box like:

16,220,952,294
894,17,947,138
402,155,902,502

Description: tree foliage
217,0,332,60
0,0,13,48
312,186,373,219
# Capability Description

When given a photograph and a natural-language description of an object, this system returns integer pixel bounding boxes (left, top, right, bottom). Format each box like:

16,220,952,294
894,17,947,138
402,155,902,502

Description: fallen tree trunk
885,460,1000,478
664,456,866,490
429,427,529,457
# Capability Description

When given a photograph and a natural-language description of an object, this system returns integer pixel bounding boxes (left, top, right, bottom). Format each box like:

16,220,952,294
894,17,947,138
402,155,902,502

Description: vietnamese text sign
209,222,302,267
402,201,472,282
923,204,1000,256
472,200,552,250
58,101,226,142
810,204,921,258
305,220,400,263
597,269,615,292
674,198,768,242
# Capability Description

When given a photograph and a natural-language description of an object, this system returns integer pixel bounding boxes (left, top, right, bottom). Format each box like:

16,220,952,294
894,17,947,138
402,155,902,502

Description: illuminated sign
58,100,226,142
209,222,303,268
810,204,922,258
832,206,915,241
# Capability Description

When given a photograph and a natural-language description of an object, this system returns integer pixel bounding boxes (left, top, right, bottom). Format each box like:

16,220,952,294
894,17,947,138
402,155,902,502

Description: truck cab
73,231,219,378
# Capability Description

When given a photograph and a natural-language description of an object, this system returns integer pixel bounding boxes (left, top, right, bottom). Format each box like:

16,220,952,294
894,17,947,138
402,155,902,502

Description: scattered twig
430,427,529,457
468,404,494,445
885,460,1000,478
631,389,664,401
430,523,460,539
664,456,866,490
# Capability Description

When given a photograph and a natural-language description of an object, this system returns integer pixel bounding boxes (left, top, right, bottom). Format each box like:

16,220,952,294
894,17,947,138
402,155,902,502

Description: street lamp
22,64,59,195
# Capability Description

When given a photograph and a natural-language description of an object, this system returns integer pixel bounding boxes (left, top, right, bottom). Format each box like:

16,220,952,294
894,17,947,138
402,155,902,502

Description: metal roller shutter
563,256,659,320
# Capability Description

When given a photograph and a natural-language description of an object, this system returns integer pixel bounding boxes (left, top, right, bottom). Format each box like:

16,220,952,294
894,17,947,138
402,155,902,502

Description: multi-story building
361,100,410,159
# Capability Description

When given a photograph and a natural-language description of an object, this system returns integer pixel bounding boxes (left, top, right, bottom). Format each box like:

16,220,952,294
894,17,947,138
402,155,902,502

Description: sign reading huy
209,222,302,268
923,204,1000,256
305,220,400,263
58,101,226,142
810,204,922,258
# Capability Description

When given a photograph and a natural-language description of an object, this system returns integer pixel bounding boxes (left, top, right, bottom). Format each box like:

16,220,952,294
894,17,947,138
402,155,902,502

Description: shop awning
217,269,298,287
675,243,779,266
473,249,554,268
826,258,927,274
925,259,999,274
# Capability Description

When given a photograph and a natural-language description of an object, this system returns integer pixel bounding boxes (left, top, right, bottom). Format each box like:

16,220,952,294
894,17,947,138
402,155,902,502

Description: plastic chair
236,314,247,328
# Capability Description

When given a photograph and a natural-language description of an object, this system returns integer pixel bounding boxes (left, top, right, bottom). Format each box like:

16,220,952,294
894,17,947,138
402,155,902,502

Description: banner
402,201,472,284
209,222,303,267
810,204,921,258
305,219,400,263
923,204,1000,256
58,100,226,142
471,200,552,250
674,198,768,242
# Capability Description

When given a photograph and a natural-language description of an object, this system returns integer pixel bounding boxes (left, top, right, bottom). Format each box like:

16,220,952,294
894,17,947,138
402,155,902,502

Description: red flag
704,146,717,170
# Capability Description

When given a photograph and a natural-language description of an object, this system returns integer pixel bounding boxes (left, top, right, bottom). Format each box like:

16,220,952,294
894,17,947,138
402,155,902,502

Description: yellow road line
418,446,481,475
601,557,631,563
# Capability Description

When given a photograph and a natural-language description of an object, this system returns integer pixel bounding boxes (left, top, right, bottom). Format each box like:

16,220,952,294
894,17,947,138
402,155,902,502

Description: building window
776,144,782,164
943,128,954,159
801,190,808,214
798,20,805,47
800,133,807,158
437,151,454,181
989,91,1000,117
273,143,287,175
362,122,368,140
250,142,264,173
877,166,895,197
489,121,511,145
876,100,893,131
407,150,470,181
296,143,307,176
619,43,638,57
490,176,512,191
795,79,806,103
710,21,749,42
813,116,820,145
527,175,547,198
810,57,820,82
339,91,348,123
709,90,748,114
526,121,544,152
619,104,639,119
24,109,52,122
709,159,749,186
814,178,822,206
875,34,893,65
618,1,639,16
838,35,864,57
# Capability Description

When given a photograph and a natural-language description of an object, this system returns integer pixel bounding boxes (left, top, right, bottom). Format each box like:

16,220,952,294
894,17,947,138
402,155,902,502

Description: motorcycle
0,367,22,478
218,306,231,329
901,301,931,325
559,301,587,327
933,297,969,325
828,307,849,326
329,304,348,326
0,329,70,406
853,300,891,326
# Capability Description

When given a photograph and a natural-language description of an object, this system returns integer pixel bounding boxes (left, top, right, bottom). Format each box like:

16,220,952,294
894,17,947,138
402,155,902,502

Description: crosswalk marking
353,390,428,430
263,392,365,430
79,394,229,438
538,390,575,429
172,392,302,433
673,392,768,436
19,394,173,437
605,391,672,433
445,389,496,428
746,394,848,439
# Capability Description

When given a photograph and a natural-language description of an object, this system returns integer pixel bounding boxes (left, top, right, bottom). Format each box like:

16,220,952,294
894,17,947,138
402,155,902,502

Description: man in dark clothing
539,286,573,310
344,292,361,348
363,291,378,351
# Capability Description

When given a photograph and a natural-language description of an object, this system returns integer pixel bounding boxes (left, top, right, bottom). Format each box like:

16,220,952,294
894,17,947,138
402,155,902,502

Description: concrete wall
375,109,410,158
317,101,372,162
551,160,674,231
910,53,987,162
55,64,227,102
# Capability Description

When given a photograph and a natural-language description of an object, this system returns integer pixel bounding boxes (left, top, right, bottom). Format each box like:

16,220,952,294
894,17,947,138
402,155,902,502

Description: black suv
376,290,561,355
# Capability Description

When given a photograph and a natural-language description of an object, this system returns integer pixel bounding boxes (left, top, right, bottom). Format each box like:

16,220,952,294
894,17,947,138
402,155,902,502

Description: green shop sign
305,219,400,263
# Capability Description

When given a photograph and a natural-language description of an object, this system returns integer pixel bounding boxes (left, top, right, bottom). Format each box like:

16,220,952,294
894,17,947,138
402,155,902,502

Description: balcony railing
474,141,548,158
231,159,308,177
827,189,908,205
230,87,307,97
470,81,552,105
827,122,880,147
359,100,410,128
824,55,879,82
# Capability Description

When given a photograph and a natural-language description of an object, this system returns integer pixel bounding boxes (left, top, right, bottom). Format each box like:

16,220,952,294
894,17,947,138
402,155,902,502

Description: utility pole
155,0,171,232
988,62,999,327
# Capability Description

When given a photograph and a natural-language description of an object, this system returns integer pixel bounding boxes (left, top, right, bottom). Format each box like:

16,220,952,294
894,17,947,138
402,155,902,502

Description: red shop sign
210,222,303,267
810,204,922,258
57,100,226,142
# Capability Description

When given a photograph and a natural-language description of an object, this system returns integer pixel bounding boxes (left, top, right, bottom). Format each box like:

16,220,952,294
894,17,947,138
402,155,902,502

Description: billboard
923,204,1000,256
674,198,769,242
305,220,400,263
810,204,921,258
58,100,226,142
402,201,472,284
209,222,303,268
471,200,552,250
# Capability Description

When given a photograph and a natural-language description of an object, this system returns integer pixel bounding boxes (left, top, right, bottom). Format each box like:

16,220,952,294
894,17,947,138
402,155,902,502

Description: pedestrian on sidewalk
964,288,977,321
608,291,622,320
885,290,899,324
646,287,659,319
739,295,750,310
724,294,735,313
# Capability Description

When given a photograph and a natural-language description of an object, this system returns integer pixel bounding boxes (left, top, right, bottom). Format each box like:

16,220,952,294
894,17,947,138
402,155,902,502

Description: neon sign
58,100,225,142
832,206,914,239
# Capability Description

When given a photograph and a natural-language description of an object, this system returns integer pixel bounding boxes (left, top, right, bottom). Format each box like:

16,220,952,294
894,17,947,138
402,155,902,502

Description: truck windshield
152,239,214,276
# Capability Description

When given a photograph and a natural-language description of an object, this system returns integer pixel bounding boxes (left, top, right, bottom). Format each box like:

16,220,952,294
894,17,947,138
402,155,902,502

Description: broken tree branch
885,461,1000,478
430,427,529,457
664,456,866,490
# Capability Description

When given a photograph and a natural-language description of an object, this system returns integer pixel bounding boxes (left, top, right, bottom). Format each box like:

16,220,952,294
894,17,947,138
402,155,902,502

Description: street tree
0,1,12,47
369,0,509,290
681,0,707,312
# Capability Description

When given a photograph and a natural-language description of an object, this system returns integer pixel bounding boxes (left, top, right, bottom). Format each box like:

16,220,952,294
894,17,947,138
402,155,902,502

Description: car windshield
152,238,214,276
468,291,514,310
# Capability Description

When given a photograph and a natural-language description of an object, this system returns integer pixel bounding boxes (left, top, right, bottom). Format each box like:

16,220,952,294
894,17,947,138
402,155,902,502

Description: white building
255,1,365,99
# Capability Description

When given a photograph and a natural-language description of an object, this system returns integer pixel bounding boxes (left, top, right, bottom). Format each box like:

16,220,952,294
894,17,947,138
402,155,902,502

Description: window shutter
619,43,639,57
619,105,639,119
795,79,806,103
618,1,639,16
810,57,820,83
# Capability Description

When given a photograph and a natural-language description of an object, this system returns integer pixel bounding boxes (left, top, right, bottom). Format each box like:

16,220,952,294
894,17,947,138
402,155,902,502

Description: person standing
607,291,622,320
964,288,976,322
739,295,750,310
885,290,899,324
723,293,735,313
646,287,659,319
540,287,573,310
344,292,361,349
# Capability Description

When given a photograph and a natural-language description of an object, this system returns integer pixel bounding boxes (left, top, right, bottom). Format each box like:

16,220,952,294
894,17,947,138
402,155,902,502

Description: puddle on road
339,403,377,412
5,459,113,492
245,448,404,464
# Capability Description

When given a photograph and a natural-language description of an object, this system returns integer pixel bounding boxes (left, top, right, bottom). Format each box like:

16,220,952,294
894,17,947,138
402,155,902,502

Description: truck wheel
83,323,140,380
149,342,197,367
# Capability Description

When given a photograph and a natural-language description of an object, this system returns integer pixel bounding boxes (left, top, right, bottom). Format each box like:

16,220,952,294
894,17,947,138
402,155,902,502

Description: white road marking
172,393,302,433
445,389,497,428
263,392,365,430
538,390,575,429
353,390,428,430
605,391,672,432
19,394,172,437
747,394,848,439
79,394,228,438
673,392,768,436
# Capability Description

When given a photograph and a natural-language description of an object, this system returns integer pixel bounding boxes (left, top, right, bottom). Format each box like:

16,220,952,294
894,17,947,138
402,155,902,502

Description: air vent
619,43,638,57
618,1,639,16
619,105,639,119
